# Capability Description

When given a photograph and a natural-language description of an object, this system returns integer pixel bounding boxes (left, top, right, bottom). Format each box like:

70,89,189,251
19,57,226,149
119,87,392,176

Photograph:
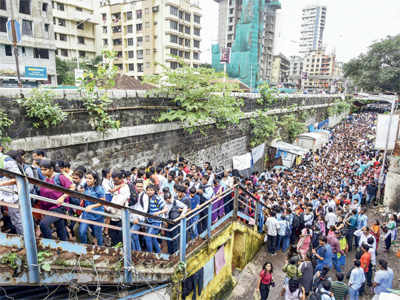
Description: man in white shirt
130,179,148,252
106,171,130,246
325,207,338,229
266,211,280,255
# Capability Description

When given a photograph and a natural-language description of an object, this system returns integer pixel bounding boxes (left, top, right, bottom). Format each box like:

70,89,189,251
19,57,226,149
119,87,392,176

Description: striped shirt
331,281,349,300
147,195,165,224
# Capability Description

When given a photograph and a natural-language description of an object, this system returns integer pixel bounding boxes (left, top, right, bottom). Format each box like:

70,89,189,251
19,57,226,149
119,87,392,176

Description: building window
78,36,85,44
170,61,178,69
19,0,31,14
185,26,190,34
102,26,107,33
127,38,133,46
193,52,199,60
79,51,85,58
57,2,64,10
21,19,33,36
145,62,151,68
228,25,233,31
136,9,142,19
59,33,67,41
113,39,122,46
60,49,68,57
194,15,201,24
179,10,183,19
136,23,142,31
170,34,178,44
179,24,184,33
115,64,122,70
42,2,48,12
58,18,66,26
5,45,12,56
126,11,132,20
170,48,178,56
185,12,191,22
128,63,134,71
137,63,143,72
185,39,190,47
77,22,84,30
0,16,7,32
137,37,143,47
170,5,178,16
76,7,82,11
102,13,106,21
117,51,122,58
194,40,200,48
184,51,190,59
34,48,49,59
0,0,6,10
137,50,143,59
194,27,200,36
179,37,184,46
112,26,121,33
103,39,108,46
178,50,183,57
127,24,133,33
128,50,134,58
229,8,234,14
170,20,178,30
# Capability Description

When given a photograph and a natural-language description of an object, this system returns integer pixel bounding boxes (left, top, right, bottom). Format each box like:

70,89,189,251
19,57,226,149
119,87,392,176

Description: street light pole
377,99,396,202
9,0,22,88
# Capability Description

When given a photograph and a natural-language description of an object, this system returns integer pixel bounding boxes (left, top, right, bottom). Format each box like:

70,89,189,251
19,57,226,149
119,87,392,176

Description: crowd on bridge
0,112,398,300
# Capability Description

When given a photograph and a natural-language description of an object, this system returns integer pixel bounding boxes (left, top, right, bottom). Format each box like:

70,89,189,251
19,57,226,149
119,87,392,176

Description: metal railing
0,168,267,285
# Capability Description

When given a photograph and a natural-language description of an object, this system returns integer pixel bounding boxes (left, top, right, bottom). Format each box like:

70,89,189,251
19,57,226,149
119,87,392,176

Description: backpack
168,200,181,220
308,291,331,300
127,182,138,206
147,196,161,214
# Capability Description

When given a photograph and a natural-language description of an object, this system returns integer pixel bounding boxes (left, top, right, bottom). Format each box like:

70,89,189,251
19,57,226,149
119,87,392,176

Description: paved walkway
229,208,400,300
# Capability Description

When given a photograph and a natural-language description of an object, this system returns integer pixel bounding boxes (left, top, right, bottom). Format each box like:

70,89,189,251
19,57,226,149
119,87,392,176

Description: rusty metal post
16,175,39,283
233,187,239,220
121,208,132,283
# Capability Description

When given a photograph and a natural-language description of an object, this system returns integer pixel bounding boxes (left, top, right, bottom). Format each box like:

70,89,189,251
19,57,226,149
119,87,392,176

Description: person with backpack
78,170,105,246
144,184,167,253
0,150,23,234
312,280,335,300
283,257,302,285
37,159,73,241
129,179,148,252
283,279,305,300
165,188,187,254
257,261,275,300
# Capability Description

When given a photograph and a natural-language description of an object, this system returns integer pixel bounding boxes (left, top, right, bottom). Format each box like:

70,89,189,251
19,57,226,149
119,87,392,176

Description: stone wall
1,88,342,171
384,156,400,210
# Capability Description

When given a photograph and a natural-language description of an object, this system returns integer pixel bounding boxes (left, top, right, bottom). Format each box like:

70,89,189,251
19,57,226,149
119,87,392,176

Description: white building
299,5,326,56
0,0,57,87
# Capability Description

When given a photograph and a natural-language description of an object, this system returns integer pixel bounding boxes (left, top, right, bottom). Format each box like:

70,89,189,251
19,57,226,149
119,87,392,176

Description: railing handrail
0,168,174,224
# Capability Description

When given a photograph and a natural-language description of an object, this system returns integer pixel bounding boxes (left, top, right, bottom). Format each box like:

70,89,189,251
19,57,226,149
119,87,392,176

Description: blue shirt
82,185,105,221
148,195,165,224
357,214,368,230
190,194,200,210
374,270,391,295
349,267,365,290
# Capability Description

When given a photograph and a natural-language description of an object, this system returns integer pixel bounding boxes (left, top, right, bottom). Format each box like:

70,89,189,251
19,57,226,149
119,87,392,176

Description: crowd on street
0,112,398,300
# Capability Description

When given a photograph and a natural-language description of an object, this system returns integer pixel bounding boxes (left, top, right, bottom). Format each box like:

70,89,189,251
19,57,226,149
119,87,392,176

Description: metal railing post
233,188,239,220
122,208,132,284
207,204,212,239
16,176,39,283
254,201,260,231
179,218,187,262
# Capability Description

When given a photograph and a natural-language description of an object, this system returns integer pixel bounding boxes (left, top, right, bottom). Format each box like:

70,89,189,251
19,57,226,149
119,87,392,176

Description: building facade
302,50,337,92
214,0,281,82
0,0,57,86
288,55,303,87
52,0,100,61
299,5,326,56
271,53,289,85
100,0,201,78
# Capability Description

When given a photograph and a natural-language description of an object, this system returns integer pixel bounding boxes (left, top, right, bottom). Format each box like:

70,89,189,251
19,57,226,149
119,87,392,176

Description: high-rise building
213,0,281,85
0,0,57,86
288,55,303,85
99,0,202,78
52,0,100,61
299,5,326,56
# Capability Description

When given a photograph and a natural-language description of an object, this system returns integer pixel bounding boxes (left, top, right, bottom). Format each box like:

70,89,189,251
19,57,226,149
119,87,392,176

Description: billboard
25,66,47,79
375,114,399,150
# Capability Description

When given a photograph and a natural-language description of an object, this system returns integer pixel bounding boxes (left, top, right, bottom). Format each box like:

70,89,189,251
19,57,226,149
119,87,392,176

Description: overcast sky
200,0,400,63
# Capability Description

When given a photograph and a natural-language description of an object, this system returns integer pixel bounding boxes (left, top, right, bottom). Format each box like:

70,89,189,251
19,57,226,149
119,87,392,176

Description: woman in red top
258,261,274,300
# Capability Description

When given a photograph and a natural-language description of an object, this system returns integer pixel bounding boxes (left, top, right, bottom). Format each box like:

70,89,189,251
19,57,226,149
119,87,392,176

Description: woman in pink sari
297,227,312,259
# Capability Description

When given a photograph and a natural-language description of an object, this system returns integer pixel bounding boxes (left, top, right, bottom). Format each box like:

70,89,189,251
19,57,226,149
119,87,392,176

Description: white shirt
266,216,280,236
325,212,338,228
0,154,21,203
107,184,130,221
130,191,149,223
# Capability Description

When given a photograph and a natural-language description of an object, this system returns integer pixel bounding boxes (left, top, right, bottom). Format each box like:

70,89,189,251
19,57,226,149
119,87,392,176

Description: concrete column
383,156,400,210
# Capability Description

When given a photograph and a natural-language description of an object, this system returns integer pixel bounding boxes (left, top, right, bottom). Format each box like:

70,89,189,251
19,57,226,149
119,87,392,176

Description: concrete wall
1,88,341,171
384,156,400,210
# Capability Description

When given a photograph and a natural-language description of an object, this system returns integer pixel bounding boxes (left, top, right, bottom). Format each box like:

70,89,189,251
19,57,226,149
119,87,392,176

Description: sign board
25,66,47,79
74,69,84,85
232,152,252,171
7,19,21,43
375,114,399,150
251,143,265,163
220,47,231,63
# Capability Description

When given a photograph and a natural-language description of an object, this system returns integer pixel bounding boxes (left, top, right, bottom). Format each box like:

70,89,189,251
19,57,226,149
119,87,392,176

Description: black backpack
168,200,181,220
127,183,138,206
308,291,331,300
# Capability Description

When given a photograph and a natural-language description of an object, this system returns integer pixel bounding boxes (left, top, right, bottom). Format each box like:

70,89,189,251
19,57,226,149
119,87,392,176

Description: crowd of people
256,113,398,300
0,112,398,300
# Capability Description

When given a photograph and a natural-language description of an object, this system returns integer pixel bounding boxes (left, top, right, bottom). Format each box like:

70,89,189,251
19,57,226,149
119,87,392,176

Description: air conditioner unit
152,6,159,12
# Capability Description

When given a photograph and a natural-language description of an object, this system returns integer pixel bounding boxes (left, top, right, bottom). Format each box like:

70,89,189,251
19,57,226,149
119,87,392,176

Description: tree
55,57,75,85
145,60,244,134
344,35,400,95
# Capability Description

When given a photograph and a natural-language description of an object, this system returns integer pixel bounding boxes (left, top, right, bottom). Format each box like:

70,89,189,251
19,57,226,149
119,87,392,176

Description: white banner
375,114,399,150
251,143,265,163
232,153,252,171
